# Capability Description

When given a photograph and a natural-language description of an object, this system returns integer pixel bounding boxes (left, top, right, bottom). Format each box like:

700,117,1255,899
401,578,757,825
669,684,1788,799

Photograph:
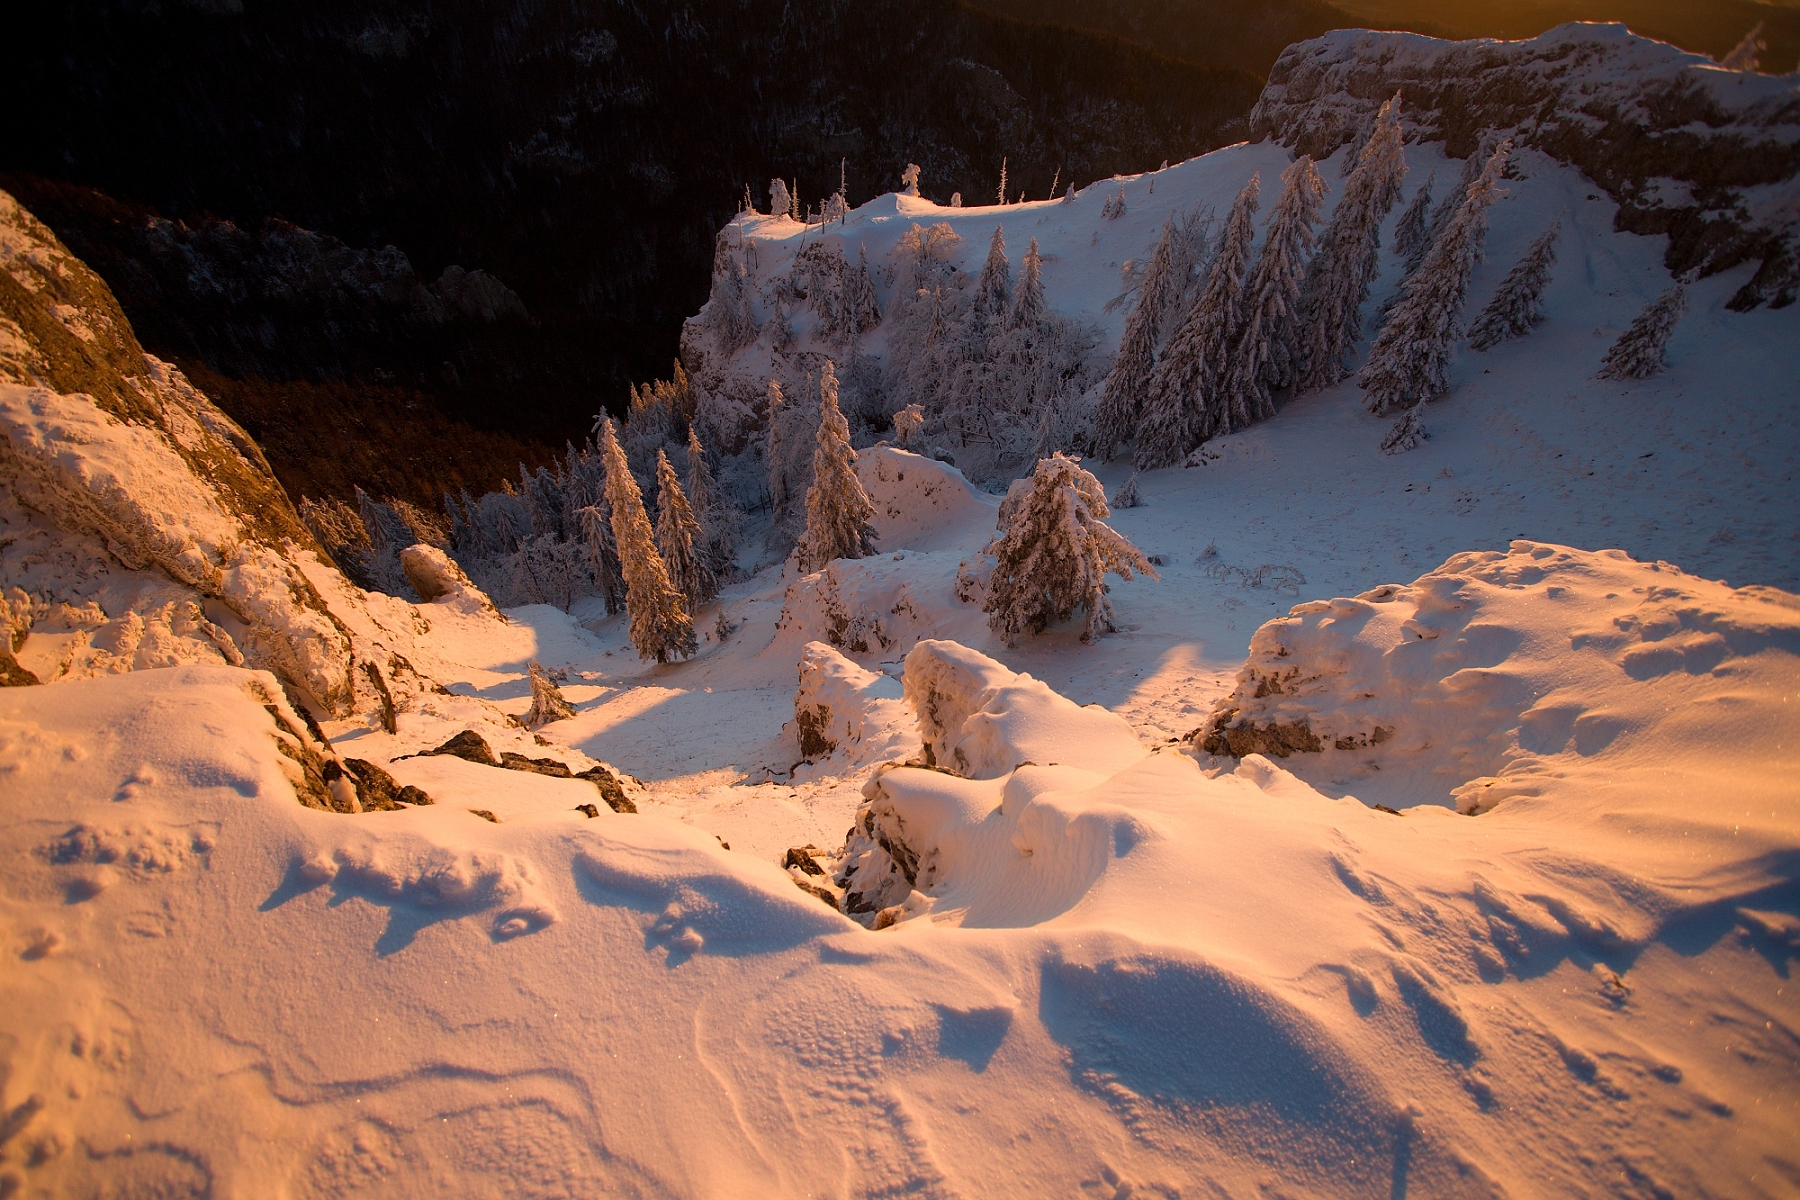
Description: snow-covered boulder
1199,541,1800,811
771,550,969,660
854,445,996,553
790,640,906,760
399,542,496,614
902,639,1146,779
1251,23,1800,306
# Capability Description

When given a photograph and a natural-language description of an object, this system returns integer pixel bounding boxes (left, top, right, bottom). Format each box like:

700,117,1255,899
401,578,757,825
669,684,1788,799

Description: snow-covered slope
3,25,1798,1199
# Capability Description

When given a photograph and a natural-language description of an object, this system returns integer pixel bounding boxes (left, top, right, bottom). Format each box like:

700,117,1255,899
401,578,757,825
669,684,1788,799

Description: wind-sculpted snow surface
1198,540,1800,811
1250,22,1800,306
4,547,1798,1196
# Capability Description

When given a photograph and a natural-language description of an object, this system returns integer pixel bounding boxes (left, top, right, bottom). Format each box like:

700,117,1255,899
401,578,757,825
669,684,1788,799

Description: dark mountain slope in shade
965,0,1379,76
4,0,1259,506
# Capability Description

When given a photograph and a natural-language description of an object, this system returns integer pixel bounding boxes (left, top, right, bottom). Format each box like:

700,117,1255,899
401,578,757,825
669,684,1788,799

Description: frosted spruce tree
1597,283,1687,379
973,225,1012,334
1360,140,1511,414
576,501,626,616
1136,172,1260,468
524,660,577,728
704,232,758,353
655,448,715,611
982,453,1158,645
1410,134,1494,274
1469,216,1561,351
685,426,736,581
599,418,695,663
1392,173,1434,263
1379,402,1428,455
1093,217,1179,459
1220,155,1326,427
847,245,881,337
1009,238,1047,331
798,361,878,572
1295,93,1408,392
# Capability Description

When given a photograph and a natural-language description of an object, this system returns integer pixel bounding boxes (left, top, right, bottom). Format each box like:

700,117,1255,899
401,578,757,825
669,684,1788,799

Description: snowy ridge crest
1251,22,1800,307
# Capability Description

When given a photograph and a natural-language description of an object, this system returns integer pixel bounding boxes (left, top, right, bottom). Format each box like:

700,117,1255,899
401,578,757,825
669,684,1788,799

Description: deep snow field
4,127,1800,1198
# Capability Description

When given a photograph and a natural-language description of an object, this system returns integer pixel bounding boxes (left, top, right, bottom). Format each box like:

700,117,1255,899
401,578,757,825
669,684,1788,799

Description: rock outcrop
1250,23,1800,307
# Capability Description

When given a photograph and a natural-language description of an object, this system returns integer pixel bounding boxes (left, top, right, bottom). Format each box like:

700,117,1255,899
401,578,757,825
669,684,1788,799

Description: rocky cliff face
0,188,431,719
1250,23,1800,308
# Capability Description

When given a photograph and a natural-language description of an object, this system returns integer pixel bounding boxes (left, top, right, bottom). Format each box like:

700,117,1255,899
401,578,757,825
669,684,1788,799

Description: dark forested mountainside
6,0,1259,508
965,0,1372,75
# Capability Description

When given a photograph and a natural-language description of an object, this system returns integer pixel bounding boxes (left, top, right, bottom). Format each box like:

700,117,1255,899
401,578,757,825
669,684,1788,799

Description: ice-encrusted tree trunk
1136,172,1260,468
798,361,878,573
982,453,1158,645
1597,284,1687,379
1359,140,1510,414
1295,93,1408,392
1220,155,1326,426
1093,217,1179,459
1469,216,1561,351
599,418,695,663
656,448,715,611
1392,173,1434,263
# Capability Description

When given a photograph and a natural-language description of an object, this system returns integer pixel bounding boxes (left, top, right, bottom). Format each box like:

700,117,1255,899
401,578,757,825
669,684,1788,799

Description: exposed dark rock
784,845,830,877
468,809,499,823
574,803,600,819
422,729,500,767
500,751,575,778
794,706,835,759
361,660,397,734
792,877,843,912
576,765,636,814
341,757,434,810
1198,709,1326,758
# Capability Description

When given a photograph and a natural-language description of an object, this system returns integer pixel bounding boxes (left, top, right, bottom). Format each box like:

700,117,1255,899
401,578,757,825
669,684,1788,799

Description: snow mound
770,550,974,660
399,542,496,614
1199,541,1800,811
790,640,910,764
854,445,996,552
902,639,1147,779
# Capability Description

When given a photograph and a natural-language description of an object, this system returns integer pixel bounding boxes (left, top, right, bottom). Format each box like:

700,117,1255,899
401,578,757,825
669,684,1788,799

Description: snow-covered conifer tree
576,502,626,616
599,418,695,662
996,157,1009,207
1136,172,1260,468
524,660,577,728
1093,217,1179,458
1220,155,1326,426
685,426,736,580
1392,173,1434,263
1721,20,1765,71
1410,135,1492,274
1597,284,1687,379
1111,471,1143,509
656,448,715,610
847,245,881,336
798,362,878,572
1295,93,1408,392
1359,139,1510,414
1102,189,1127,220
705,232,758,352
1062,183,1076,205
1469,216,1560,351
1009,238,1046,331
1379,403,1428,455
901,164,921,197
973,225,1012,329
981,453,1157,645
893,403,925,450
770,179,794,221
